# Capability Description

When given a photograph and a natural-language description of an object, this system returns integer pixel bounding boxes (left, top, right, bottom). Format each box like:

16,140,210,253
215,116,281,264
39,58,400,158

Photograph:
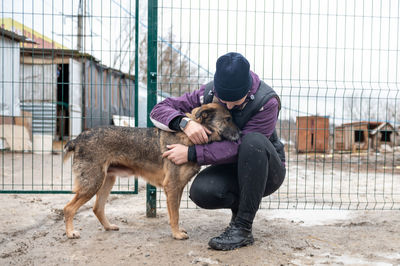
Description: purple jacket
150,71,279,166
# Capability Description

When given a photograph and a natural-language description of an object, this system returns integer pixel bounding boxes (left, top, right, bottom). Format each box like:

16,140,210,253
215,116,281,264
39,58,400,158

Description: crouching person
150,52,286,250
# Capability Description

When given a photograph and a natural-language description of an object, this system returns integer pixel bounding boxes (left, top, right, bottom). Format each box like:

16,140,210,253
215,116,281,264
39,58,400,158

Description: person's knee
189,164,239,209
242,132,267,144
189,178,235,209
239,132,271,155
188,179,220,209
189,183,209,208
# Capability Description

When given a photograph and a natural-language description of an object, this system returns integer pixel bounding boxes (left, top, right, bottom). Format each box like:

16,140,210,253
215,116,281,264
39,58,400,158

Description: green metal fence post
134,0,139,197
146,0,158,218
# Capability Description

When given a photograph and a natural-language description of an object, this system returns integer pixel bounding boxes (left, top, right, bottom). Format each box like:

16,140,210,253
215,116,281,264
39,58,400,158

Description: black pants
189,132,286,225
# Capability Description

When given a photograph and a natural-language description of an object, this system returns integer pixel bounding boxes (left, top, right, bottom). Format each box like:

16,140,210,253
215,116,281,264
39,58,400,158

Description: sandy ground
1,183,400,265
1,151,400,265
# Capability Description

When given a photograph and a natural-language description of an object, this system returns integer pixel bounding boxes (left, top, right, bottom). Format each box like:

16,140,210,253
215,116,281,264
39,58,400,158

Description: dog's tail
63,139,76,164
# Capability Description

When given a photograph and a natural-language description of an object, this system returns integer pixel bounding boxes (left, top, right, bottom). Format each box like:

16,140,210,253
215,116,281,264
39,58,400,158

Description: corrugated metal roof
20,48,135,81
0,27,35,43
20,102,56,136
1,18,63,48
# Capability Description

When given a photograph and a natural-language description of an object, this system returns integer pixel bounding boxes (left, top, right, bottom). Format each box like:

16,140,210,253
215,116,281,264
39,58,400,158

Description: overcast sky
2,0,399,125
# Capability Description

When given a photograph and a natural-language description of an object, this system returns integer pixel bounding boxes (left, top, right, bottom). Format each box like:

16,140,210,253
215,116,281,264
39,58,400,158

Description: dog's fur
63,103,240,240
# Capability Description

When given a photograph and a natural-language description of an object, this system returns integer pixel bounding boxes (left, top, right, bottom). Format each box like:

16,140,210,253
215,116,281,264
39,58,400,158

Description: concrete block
33,134,53,154
0,124,32,151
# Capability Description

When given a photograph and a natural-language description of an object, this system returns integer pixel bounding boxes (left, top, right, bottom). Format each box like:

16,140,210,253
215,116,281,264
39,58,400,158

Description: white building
0,28,32,116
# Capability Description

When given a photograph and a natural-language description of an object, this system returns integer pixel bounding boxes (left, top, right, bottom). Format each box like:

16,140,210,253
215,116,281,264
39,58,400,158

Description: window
355,130,365,142
380,131,392,142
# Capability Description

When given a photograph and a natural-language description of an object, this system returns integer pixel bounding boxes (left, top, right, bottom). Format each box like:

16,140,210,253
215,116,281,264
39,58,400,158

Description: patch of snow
266,210,351,226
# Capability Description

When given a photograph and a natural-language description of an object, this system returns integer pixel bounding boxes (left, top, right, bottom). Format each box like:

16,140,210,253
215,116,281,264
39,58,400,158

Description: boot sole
209,238,254,251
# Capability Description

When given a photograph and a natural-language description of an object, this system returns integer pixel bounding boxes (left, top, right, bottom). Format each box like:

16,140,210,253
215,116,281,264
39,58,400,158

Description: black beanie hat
213,52,252,101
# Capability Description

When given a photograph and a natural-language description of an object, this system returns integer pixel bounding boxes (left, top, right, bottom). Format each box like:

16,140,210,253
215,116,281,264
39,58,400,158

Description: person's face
217,94,247,110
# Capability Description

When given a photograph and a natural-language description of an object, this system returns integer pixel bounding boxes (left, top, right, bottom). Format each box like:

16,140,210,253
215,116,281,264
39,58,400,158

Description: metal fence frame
1,0,399,211
151,0,400,211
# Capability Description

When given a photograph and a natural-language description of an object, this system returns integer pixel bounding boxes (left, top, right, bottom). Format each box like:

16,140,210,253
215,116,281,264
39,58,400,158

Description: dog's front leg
164,185,188,240
64,193,93,239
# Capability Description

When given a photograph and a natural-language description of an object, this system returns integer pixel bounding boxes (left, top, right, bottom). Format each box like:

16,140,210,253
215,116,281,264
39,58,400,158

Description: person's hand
183,120,212,144
162,144,189,165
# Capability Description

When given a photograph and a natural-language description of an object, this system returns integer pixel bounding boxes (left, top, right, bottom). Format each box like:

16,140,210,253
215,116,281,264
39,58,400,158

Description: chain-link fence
1,0,399,209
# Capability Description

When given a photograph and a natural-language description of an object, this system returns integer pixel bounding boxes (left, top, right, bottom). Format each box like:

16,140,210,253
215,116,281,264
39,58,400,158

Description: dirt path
1,191,399,265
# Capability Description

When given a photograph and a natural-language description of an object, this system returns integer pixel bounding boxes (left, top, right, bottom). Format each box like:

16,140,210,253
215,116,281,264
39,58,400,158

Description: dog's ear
195,106,215,121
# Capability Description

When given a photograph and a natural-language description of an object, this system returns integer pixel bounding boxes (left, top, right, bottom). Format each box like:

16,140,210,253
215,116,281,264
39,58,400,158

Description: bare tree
344,95,400,123
344,96,376,121
112,18,200,97
381,99,400,124
139,31,199,96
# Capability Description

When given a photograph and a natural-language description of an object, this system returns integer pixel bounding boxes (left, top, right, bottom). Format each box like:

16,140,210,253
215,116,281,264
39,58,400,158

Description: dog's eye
225,117,231,122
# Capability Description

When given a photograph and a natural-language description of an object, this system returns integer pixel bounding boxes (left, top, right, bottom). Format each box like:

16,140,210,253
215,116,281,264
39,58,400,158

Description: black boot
208,224,254,250
228,210,237,228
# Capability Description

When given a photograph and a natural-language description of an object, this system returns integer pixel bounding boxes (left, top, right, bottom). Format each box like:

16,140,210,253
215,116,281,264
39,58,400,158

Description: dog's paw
67,230,81,239
105,224,119,231
179,227,187,234
173,230,189,240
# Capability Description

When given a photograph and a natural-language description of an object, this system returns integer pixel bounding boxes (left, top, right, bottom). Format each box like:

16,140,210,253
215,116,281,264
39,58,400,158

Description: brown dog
63,103,240,240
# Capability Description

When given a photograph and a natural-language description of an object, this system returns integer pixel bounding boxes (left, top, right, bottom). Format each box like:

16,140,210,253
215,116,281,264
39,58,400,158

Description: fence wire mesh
1,0,399,209
154,0,400,210
1,0,139,194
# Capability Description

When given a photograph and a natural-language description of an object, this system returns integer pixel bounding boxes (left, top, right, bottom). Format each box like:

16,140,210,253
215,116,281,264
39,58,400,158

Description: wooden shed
334,121,398,151
20,48,85,140
19,48,135,140
370,122,398,150
296,116,330,153
334,122,371,151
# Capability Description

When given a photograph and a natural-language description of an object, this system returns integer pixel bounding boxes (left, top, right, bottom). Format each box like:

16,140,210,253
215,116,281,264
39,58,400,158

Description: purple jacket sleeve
195,97,279,165
150,86,205,131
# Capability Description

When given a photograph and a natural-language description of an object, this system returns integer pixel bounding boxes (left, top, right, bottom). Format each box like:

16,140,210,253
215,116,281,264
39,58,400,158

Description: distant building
369,122,399,150
19,48,135,140
334,121,399,151
1,20,136,148
296,116,330,153
396,126,400,146
1,17,67,49
0,28,35,151
0,27,33,117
